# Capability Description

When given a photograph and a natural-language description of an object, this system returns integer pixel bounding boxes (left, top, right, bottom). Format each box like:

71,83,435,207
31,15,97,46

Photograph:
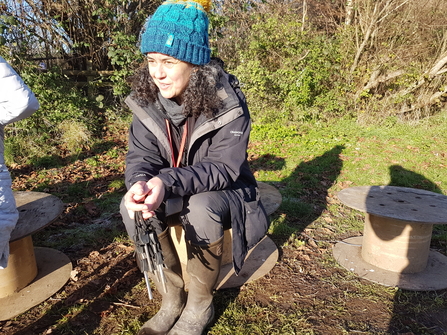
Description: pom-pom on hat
140,0,212,65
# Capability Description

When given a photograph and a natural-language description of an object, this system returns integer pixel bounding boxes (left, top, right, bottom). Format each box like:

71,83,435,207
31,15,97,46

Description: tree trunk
345,0,354,25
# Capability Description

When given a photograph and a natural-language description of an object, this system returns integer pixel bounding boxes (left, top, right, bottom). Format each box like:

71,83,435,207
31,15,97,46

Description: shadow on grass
388,164,443,193
254,145,345,248
386,165,447,334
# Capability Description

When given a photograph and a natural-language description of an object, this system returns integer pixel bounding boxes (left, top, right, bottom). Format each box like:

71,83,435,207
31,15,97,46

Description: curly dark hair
127,58,223,119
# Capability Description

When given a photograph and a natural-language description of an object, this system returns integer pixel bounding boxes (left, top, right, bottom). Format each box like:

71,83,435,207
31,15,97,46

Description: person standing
0,56,40,269
120,0,269,334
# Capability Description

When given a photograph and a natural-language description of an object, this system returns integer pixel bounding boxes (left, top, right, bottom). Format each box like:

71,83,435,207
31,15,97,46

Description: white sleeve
0,167,19,269
0,56,40,125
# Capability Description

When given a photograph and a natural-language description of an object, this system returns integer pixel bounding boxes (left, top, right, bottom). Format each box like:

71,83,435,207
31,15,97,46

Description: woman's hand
124,177,166,219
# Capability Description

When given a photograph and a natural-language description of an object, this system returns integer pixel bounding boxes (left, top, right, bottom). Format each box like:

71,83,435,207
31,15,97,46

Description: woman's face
147,53,194,103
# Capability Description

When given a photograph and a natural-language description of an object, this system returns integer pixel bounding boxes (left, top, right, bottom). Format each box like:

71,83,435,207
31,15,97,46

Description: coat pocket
244,193,269,249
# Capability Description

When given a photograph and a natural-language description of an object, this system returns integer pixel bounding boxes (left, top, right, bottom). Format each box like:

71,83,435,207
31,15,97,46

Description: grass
250,112,447,247
251,114,447,194
5,110,447,334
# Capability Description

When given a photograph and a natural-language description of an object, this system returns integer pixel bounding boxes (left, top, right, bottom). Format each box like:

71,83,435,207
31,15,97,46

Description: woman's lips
157,82,170,90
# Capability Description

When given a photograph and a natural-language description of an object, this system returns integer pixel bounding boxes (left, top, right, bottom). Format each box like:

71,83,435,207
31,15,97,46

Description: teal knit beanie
140,0,211,65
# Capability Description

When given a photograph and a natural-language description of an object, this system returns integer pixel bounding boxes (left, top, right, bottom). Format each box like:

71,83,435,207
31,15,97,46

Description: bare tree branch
360,68,405,95
398,85,447,114
350,0,414,74
345,0,354,25
6,0,160,70
428,51,447,79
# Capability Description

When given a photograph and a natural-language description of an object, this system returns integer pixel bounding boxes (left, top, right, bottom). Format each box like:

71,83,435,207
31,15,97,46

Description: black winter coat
124,67,269,274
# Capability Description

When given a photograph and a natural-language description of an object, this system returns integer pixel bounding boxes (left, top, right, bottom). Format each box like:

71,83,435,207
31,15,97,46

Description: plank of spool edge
10,191,64,242
337,186,447,224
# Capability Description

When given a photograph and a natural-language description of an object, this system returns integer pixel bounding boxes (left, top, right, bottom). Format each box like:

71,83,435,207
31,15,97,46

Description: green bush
108,31,142,97
19,69,98,131
232,12,343,122
0,51,106,164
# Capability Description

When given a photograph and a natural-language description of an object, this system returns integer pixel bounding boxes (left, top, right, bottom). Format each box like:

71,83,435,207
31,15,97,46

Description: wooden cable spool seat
0,191,72,321
333,186,447,291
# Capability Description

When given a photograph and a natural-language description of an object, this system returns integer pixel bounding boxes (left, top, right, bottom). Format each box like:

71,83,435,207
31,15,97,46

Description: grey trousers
120,191,231,245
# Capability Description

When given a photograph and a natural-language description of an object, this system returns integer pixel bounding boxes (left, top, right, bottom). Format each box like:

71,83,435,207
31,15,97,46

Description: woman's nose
153,63,166,78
